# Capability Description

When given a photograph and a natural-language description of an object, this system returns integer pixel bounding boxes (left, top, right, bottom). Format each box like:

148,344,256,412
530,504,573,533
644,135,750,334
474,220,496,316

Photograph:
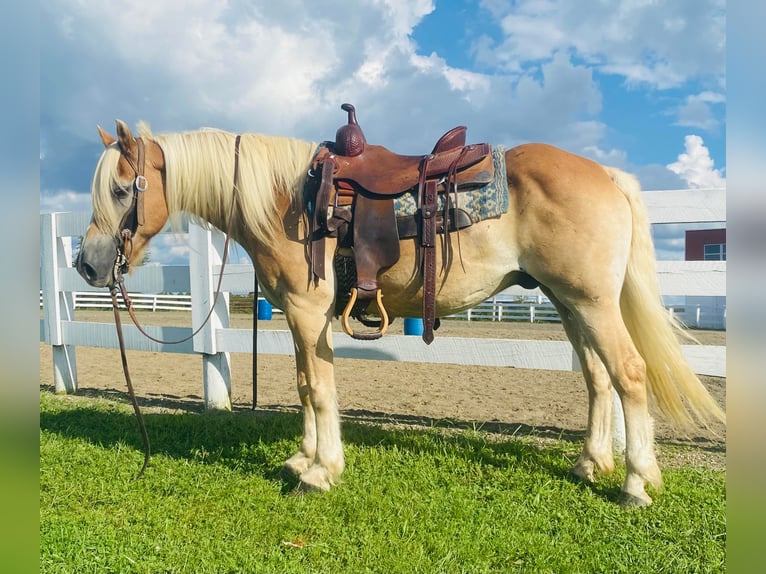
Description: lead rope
111,135,243,477
111,286,151,479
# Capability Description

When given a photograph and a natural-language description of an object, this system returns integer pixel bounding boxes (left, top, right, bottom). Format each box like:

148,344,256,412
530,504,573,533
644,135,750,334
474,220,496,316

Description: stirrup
341,288,389,340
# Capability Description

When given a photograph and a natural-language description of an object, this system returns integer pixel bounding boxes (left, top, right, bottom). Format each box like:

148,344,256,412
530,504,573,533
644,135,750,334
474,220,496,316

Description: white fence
40,291,193,311
40,188,726,413
39,290,554,323
38,290,724,328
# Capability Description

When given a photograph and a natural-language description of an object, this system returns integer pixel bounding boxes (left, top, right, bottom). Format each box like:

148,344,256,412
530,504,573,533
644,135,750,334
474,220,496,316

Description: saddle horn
335,103,366,157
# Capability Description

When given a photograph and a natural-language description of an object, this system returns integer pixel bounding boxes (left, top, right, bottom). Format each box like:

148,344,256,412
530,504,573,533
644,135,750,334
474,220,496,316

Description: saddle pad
393,145,508,222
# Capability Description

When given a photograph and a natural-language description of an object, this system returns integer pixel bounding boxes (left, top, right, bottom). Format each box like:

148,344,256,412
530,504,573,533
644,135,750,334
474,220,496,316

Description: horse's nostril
81,262,98,283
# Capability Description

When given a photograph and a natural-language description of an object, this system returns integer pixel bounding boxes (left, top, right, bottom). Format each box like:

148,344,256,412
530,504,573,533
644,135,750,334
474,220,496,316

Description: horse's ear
114,119,136,156
97,125,116,147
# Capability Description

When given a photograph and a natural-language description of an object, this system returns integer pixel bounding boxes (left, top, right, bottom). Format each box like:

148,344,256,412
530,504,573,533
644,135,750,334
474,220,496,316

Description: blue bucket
403,317,424,336
257,299,273,320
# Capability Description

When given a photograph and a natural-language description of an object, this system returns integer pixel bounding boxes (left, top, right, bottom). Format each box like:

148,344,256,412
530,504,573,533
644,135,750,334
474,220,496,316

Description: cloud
666,135,725,188
632,164,686,191
674,91,726,131
651,223,689,261
651,221,725,261
581,145,628,168
148,234,191,266
41,0,724,240
40,190,92,214
41,0,610,187
477,0,725,89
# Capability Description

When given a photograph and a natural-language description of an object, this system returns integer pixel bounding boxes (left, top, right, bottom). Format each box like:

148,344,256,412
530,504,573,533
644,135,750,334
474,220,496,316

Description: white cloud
41,0,607,152
477,0,725,89
666,135,725,189
41,0,724,230
150,234,191,265
40,190,92,214
581,145,628,168
675,91,726,131
632,164,686,191
379,0,435,36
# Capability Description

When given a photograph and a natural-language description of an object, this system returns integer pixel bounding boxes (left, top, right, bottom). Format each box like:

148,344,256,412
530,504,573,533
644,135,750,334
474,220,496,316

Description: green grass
40,391,725,573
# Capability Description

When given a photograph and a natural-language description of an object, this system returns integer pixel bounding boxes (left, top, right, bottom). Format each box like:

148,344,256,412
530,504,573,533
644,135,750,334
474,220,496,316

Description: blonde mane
90,144,127,234
90,123,317,246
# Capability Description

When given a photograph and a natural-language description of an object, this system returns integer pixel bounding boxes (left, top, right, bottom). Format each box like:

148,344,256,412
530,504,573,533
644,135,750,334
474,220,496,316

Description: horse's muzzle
76,234,121,288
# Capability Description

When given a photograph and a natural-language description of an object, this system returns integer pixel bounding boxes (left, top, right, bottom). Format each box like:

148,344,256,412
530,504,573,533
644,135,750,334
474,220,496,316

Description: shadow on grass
40,386,619,496
41,386,719,504
42,384,588,441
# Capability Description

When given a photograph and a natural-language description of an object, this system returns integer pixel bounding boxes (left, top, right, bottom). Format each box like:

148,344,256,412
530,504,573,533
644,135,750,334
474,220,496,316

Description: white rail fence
40,291,193,312
38,286,720,328
40,189,726,417
39,290,555,323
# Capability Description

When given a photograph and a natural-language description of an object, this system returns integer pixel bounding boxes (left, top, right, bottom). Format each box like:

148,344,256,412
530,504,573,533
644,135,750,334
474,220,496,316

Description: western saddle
308,104,494,344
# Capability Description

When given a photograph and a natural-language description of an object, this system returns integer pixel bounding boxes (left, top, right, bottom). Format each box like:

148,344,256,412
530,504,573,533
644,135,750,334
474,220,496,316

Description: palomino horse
76,119,723,506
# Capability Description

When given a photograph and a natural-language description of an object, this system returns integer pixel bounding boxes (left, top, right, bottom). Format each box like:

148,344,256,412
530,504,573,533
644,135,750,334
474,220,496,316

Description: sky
39,0,726,262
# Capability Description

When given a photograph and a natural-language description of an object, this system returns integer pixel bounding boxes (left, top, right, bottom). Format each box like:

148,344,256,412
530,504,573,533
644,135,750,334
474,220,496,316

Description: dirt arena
40,310,726,468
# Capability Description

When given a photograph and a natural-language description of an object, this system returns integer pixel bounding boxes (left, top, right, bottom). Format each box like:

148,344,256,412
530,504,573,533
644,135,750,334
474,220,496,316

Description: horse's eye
112,185,131,199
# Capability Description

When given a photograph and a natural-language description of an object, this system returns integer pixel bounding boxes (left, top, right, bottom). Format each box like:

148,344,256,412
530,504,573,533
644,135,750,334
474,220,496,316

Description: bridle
109,135,247,478
112,138,148,281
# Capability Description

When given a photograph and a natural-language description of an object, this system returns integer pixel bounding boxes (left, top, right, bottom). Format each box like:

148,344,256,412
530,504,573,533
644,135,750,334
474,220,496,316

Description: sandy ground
40,310,726,468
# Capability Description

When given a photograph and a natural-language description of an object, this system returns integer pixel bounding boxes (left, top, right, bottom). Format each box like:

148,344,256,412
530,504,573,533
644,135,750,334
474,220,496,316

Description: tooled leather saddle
307,103,494,344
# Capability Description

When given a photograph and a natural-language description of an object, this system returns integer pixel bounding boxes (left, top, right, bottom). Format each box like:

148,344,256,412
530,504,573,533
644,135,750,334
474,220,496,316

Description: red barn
685,228,726,261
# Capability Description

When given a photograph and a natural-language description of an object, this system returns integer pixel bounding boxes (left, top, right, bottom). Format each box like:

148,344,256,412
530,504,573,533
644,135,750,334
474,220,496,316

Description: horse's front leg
281,303,344,491
282,369,317,478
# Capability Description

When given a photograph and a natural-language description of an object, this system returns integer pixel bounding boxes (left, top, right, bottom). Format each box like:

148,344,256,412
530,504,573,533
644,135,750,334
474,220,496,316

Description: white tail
606,167,725,431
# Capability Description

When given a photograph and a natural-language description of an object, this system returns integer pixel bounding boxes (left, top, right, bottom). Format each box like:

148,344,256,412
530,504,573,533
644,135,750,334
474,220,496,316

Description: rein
110,134,243,478
110,285,151,478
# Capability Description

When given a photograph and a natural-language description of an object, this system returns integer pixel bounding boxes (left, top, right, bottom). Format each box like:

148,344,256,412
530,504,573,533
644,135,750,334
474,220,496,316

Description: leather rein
109,135,243,478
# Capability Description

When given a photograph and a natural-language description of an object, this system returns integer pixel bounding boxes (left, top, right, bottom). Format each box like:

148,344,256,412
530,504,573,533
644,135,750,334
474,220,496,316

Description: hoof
280,464,300,481
571,463,596,484
618,491,652,508
571,454,614,484
569,458,596,484
282,453,313,478
297,465,335,493
293,480,326,494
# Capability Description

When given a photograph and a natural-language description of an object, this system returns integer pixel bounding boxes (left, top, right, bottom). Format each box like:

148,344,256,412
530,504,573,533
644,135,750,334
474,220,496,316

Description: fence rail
40,189,726,411
42,291,193,312
38,291,721,328
40,291,557,323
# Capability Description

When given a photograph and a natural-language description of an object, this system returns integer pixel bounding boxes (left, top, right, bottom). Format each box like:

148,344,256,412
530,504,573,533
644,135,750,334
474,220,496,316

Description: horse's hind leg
543,289,615,482
281,301,344,492
573,303,662,506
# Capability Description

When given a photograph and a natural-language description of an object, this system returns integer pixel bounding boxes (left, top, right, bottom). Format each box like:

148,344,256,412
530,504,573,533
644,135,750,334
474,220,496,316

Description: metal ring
134,175,148,192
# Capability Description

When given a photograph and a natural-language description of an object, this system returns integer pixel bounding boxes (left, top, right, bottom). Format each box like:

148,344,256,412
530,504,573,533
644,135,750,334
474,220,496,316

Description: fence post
40,213,78,394
189,223,232,411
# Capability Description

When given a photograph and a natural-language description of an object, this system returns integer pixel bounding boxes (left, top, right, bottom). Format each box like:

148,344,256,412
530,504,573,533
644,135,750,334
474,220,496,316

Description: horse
75,118,724,506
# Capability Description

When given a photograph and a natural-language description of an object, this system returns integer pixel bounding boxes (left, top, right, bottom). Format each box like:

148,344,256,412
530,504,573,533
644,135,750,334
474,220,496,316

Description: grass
40,391,725,573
